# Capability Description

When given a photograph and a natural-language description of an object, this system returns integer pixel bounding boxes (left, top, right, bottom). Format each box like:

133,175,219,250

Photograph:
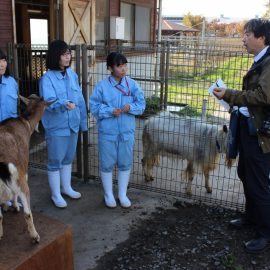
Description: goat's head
20,95,56,131
216,124,228,154
20,94,56,116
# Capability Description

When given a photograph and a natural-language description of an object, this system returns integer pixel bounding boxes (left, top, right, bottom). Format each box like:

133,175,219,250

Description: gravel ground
92,202,270,270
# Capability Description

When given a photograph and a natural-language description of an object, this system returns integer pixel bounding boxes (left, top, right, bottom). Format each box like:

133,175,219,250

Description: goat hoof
206,187,212,193
32,234,40,244
186,189,192,196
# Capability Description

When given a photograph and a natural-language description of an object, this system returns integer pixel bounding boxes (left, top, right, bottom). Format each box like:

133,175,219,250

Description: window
121,2,150,42
96,0,108,41
135,6,150,42
120,2,134,41
30,19,48,46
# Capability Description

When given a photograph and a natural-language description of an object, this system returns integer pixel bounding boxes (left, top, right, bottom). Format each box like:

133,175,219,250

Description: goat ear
223,124,228,133
19,95,30,106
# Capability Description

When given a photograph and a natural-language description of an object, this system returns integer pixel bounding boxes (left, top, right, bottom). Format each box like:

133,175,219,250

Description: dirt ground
2,168,270,270
27,168,178,270
93,203,270,270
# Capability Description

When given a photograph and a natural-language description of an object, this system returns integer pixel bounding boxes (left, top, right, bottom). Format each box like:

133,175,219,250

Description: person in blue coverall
0,49,18,122
90,52,145,208
39,40,88,208
0,49,19,209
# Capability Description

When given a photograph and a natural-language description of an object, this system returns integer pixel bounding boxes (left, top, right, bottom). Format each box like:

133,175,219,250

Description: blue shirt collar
1,75,9,85
254,46,269,62
52,68,70,80
109,75,127,87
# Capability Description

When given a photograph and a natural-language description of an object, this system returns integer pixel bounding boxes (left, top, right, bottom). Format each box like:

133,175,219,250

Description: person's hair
106,52,128,69
46,40,71,70
0,49,10,77
244,19,270,45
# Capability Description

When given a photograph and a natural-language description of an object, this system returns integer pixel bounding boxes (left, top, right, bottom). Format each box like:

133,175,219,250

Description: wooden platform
0,211,74,270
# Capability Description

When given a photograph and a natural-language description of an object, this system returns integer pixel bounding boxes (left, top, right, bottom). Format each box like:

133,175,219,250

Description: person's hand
121,104,130,113
112,108,122,117
66,102,76,110
213,88,226,100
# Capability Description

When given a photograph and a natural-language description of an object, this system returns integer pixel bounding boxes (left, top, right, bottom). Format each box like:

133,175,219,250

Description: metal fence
6,39,252,210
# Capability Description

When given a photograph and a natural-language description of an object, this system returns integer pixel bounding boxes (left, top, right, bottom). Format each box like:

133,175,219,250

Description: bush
144,96,161,115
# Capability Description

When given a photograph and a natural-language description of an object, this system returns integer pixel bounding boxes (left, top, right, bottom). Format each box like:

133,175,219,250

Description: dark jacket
223,47,270,153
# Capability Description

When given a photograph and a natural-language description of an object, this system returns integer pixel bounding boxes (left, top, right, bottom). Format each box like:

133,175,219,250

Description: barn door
62,0,95,45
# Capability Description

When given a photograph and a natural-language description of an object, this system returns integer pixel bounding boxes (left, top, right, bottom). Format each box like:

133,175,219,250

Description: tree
262,0,270,18
183,13,205,31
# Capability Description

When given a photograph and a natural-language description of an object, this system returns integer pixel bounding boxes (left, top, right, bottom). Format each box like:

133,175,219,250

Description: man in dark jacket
214,18,270,254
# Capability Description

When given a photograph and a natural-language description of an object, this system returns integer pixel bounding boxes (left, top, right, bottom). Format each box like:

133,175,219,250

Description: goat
142,112,229,195
0,95,54,243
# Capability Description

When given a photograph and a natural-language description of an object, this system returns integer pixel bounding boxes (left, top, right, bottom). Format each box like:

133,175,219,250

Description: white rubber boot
118,170,131,208
48,170,67,208
60,164,81,199
100,171,117,208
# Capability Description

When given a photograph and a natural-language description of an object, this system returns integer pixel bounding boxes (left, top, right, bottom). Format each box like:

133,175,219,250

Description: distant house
161,19,200,38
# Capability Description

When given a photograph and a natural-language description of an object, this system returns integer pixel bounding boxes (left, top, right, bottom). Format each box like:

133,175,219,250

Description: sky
162,0,268,19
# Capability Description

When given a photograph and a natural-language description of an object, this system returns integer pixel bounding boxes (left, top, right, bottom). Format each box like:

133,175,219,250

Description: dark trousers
237,115,270,238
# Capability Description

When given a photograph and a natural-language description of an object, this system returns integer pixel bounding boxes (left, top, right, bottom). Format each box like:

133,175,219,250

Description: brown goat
0,95,54,243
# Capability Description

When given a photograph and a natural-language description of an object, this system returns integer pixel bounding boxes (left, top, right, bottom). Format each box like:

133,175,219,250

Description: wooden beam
68,0,90,44
70,0,91,44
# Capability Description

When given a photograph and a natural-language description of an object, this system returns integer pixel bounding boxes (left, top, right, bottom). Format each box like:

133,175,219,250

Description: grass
222,254,244,270
166,56,252,117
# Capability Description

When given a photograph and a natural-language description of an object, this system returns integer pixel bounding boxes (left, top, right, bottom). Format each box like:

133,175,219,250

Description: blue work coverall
90,75,145,172
0,75,18,122
39,68,88,171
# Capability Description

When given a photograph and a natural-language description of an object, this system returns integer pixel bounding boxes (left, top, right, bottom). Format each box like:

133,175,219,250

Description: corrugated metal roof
162,20,199,32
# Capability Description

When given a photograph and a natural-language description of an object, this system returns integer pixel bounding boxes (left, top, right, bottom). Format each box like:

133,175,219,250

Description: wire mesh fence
87,40,252,211
4,38,253,210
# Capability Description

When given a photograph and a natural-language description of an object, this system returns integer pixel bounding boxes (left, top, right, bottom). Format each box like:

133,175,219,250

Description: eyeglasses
61,50,71,57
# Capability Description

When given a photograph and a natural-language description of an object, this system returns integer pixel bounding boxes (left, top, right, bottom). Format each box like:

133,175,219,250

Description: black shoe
244,237,270,254
229,218,251,229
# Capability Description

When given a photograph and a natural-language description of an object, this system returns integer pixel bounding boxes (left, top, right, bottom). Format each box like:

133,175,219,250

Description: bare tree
262,0,270,18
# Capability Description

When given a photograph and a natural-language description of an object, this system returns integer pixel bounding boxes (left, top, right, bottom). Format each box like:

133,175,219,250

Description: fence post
7,43,19,82
164,41,170,110
159,42,165,110
201,99,208,120
81,44,89,182
75,44,83,179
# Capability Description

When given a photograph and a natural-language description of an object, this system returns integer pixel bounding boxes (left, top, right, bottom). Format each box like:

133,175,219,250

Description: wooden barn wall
0,0,14,48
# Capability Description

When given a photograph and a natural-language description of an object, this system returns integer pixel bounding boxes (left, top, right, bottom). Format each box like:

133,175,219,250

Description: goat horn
46,99,58,107
19,95,30,106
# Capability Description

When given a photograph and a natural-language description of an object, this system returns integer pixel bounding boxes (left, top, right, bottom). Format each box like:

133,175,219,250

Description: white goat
142,112,229,195
0,95,54,243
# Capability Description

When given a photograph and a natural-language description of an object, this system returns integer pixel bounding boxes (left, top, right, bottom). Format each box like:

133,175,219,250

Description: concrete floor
28,168,177,270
